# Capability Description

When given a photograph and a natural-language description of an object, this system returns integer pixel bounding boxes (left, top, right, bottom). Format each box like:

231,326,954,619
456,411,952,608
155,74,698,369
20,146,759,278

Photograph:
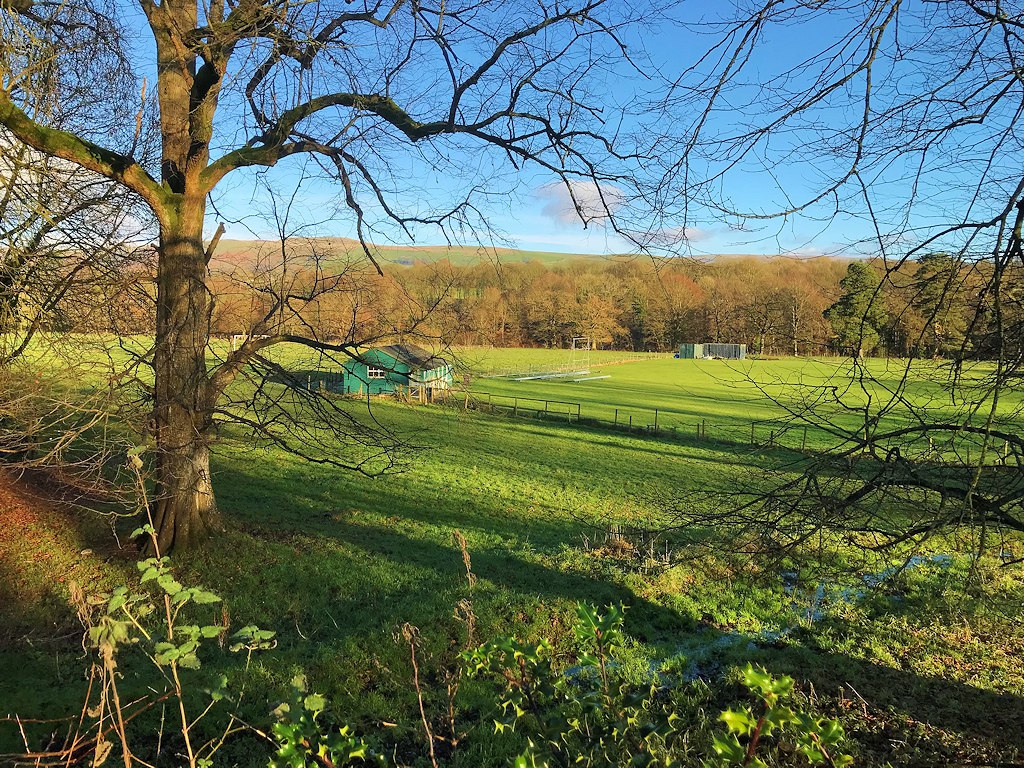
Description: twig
401,624,439,768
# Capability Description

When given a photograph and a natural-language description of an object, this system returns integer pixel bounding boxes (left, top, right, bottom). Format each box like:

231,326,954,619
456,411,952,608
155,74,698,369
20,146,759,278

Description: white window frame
367,366,387,379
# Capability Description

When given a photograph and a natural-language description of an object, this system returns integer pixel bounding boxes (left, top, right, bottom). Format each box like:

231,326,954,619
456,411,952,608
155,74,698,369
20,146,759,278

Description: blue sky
187,2,859,257
190,1,1012,260
203,11,864,257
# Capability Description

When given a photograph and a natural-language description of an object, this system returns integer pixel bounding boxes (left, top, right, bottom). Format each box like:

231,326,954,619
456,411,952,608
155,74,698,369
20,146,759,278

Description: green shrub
463,603,852,768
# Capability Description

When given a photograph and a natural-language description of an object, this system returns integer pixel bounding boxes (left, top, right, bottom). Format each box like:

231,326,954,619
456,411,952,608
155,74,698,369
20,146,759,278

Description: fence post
802,427,808,451
654,409,659,435
629,414,633,431
614,408,619,426
514,397,519,417
545,400,549,415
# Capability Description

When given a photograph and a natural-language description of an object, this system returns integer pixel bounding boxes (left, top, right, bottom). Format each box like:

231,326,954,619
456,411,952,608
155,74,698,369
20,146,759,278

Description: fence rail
468,391,1019,464
472,391,812,449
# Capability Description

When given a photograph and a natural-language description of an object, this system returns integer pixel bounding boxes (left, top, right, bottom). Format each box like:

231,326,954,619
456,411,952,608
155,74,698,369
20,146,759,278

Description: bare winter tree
0,0,673,550
205,171,452,474
0,9,158,497
0,0,152,360
659,0,1024,569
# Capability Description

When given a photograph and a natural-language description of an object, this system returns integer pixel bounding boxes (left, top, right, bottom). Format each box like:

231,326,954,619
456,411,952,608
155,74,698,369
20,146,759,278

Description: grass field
467,352,1023,454
2,348,1023,766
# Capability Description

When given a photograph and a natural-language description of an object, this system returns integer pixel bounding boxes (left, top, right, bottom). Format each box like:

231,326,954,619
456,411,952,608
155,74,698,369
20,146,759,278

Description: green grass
467,352,1024,454
451,346,665,375
2,349,1024,766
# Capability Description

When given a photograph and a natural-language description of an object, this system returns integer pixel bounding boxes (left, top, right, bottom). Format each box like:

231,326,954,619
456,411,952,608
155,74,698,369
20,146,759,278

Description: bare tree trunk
791,302,800,356
151,196,222,551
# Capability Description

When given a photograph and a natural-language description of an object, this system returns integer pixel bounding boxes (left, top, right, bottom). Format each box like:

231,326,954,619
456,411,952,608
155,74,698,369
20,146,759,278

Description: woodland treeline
200,248,1009,358
50,245,1012,359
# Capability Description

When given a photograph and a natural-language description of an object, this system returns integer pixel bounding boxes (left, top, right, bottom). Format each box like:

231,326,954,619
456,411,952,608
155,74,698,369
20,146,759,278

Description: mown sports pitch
465,351,1023,452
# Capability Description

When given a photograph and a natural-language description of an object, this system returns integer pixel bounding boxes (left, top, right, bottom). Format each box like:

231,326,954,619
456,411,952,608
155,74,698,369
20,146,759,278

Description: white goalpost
494,335,606,382
230,333,270,351
569,336,593,371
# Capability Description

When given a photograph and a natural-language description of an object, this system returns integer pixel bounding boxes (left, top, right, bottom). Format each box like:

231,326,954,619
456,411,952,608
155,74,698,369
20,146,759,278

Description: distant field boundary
477,352,668,379
470,390,815,451
468,391,1013,464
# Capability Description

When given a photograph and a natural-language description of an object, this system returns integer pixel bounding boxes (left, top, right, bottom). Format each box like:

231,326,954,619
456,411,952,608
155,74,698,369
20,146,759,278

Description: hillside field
210,238,615,270
2,349,1023,766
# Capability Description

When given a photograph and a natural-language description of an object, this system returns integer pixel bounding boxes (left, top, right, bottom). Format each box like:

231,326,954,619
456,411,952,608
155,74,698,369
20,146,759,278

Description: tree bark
144,1,225,551
790,301,800,356
150,195,222,551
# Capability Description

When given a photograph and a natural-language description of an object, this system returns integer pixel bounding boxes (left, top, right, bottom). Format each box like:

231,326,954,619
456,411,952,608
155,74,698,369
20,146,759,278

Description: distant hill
209,237,843,271
210,237,612,270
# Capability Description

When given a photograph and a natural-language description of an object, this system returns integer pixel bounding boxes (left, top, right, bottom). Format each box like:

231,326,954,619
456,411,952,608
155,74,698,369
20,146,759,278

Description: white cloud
650,225,711,245
535,181,625,226
781,246,828,258
617,224,712,251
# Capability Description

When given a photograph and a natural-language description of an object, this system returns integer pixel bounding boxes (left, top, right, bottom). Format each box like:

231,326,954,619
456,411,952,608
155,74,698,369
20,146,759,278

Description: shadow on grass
211,457,581,549
0,475,122,646
471,409,822,466
204,495,1024,762
750,634,1024,761
5,480,1023,765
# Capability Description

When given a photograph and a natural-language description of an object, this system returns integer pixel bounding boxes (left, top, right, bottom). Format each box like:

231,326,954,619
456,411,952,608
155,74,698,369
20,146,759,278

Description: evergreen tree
824,262,888,358
912,252,968,358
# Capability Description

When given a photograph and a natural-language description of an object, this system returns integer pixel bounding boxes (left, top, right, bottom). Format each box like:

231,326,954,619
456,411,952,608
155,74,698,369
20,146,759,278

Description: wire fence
467,391,1022,465
469,391,816,451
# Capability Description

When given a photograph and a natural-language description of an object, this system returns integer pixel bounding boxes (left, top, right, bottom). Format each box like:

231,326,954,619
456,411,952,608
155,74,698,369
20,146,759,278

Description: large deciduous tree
0,0,668,550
